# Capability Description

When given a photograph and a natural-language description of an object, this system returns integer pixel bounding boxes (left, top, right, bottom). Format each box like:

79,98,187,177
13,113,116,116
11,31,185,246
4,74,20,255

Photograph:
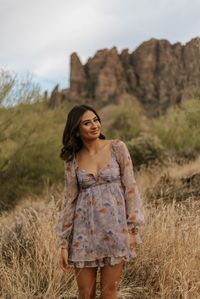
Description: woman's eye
83,119,99,126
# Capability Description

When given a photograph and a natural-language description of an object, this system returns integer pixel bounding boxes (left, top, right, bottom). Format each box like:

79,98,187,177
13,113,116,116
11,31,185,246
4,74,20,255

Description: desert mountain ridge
49,37,200,116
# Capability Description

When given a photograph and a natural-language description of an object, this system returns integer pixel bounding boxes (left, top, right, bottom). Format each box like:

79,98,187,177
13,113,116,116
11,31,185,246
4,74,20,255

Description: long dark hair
60,104,106,161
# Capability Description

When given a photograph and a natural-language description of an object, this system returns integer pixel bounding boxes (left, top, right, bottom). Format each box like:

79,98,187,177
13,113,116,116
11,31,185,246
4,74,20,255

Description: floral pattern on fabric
54,139,144,268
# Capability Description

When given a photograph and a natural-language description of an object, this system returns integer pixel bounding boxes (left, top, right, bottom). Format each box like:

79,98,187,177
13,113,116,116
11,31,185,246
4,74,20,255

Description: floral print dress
55,139,145,268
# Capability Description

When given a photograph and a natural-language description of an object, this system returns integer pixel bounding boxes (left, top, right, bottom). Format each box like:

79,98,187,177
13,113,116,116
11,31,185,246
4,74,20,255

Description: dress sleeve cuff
127,222,139,234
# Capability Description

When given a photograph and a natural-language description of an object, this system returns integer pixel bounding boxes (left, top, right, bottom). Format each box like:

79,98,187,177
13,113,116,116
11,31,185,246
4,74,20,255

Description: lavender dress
55,139,144,268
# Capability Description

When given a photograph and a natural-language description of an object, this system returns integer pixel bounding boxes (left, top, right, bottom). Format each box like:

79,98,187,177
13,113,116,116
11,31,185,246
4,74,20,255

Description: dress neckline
74,139,114,179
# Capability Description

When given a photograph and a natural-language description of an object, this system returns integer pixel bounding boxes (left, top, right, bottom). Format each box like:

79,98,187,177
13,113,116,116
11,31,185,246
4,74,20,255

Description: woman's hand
129,232,136,249
60,248,72,272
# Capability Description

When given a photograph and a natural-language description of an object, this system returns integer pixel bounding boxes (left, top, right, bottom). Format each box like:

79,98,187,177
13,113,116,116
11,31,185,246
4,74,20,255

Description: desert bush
0,101,70,212
0,139,62,212
153,98,200,151
127,133,166,168
106,101,142,141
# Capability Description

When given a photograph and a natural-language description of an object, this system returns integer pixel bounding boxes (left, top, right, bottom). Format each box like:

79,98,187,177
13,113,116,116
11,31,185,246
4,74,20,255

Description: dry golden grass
0,158,200,299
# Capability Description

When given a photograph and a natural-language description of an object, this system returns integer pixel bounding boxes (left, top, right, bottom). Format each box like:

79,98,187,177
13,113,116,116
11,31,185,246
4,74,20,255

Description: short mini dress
55,139,144,268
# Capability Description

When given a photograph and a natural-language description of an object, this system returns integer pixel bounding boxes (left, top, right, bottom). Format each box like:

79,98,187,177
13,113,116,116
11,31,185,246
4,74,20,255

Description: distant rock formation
48,84,68,108
70,37,200,113
49,37,200,116
70,53,87,97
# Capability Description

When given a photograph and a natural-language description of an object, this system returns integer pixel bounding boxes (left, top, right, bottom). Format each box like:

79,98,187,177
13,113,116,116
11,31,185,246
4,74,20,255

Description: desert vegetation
0,68,200,298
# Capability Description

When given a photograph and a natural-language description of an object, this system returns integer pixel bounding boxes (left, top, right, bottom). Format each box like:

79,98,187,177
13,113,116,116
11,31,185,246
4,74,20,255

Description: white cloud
0,0,200,92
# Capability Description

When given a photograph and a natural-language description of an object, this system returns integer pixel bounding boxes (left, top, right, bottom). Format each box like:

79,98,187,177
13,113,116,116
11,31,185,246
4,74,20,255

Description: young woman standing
55,104,144,299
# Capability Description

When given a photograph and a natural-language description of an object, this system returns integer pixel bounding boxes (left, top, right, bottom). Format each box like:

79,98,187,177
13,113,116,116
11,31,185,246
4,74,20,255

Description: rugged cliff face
68,37,200,115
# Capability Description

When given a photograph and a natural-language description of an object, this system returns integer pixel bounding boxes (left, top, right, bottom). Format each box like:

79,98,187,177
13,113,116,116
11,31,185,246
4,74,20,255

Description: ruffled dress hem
68,249,138,268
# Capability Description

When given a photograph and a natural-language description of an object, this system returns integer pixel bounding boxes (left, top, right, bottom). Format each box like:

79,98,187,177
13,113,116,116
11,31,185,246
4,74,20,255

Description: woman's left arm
115,140,145,232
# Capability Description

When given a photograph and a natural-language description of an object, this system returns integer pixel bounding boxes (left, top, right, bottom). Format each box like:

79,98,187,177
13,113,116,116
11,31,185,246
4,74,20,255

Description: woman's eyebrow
81,116,98,123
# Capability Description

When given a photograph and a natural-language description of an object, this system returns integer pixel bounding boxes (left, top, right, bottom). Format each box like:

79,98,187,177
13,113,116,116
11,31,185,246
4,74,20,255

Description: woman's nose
91,121,97,127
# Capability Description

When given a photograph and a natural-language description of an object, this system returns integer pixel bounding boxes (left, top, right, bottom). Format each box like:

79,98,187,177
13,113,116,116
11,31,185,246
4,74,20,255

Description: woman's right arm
54,159,78,250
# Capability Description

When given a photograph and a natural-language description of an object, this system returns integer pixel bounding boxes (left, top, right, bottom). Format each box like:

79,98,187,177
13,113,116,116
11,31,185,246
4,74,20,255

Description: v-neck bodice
74,139,115,180
74,139,122,191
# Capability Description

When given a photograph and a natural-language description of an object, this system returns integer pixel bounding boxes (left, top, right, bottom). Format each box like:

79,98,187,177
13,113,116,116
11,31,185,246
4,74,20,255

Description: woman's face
78,110,101,141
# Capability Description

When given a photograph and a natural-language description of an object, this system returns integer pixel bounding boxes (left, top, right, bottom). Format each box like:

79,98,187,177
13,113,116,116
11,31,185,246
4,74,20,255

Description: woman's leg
74,266,98,299
100,259,124,299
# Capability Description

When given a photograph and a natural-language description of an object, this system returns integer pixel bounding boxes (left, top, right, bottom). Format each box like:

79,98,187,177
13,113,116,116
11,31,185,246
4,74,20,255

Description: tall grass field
0,87,200,298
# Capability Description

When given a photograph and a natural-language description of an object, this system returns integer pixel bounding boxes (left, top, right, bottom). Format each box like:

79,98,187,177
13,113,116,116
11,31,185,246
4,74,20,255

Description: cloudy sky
0,0,200,92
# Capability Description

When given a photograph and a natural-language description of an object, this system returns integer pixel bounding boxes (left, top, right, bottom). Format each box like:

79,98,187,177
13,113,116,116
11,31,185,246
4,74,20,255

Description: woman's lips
91,129,99,134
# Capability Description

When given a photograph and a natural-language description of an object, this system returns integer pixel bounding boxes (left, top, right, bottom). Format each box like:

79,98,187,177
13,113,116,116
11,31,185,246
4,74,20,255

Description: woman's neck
82,138,106,155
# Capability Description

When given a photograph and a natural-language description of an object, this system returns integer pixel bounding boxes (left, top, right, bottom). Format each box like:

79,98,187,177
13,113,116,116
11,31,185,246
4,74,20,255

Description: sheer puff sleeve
114,139,145,232
54,159,79,250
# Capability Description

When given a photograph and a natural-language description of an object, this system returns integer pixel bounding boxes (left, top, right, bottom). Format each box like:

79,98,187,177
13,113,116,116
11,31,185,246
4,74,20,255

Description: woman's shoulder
112,138,127,148
111,139,129,158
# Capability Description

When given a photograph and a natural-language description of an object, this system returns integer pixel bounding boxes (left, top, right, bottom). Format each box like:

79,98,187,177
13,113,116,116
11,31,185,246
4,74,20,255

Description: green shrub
0,101,69,212
106,101,142,141
127,133,166,168
153,98,200,151
0,139,63,212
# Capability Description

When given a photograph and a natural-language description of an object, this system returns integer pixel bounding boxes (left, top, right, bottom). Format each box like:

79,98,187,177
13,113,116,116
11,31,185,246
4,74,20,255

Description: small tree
0,67,41,107
0,68,15,105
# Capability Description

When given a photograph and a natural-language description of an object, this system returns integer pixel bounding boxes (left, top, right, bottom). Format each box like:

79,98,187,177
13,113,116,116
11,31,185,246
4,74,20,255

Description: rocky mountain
49,37,200,116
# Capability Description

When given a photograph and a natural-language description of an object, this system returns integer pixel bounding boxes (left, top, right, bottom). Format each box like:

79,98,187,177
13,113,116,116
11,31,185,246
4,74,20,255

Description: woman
55,104,144,299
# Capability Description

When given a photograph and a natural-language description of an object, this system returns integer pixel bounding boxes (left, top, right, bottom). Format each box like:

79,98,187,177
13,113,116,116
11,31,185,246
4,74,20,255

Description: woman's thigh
74,266,98,297
100,260,124,294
